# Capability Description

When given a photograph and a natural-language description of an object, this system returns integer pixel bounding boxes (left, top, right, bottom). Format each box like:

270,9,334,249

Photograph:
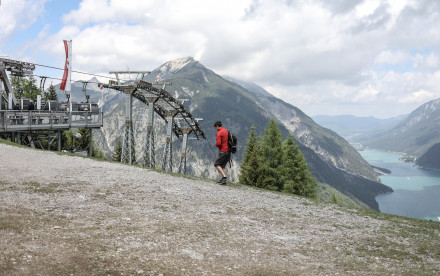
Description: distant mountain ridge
313,114,406,141
68,57,391,210
364,98,440,158
52,76,105,104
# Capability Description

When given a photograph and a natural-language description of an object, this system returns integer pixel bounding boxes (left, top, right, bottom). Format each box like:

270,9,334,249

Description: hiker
214,121,230,184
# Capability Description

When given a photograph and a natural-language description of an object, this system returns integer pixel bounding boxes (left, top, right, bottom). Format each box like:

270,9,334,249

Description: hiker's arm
215,133,221,148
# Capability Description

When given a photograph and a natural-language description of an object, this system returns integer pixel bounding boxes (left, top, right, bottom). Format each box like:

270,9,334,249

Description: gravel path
0,143,439,275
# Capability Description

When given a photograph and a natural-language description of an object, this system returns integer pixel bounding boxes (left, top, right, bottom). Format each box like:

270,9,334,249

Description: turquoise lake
358,149,440,221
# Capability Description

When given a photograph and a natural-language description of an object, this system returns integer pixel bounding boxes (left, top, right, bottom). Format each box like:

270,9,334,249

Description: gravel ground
0,143,439,275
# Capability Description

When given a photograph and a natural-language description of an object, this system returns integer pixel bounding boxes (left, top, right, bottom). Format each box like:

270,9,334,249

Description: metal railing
0,110,103,132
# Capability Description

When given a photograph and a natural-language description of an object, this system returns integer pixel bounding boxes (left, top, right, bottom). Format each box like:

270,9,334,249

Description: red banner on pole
60,40,72,91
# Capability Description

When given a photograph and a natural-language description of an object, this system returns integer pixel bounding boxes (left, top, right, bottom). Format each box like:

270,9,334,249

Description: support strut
141,92,159,168
162,108,178,172
178,127,193,174
121,93,136,164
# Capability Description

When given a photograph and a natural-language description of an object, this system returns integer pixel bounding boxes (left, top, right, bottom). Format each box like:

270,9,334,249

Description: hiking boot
217,177,227,184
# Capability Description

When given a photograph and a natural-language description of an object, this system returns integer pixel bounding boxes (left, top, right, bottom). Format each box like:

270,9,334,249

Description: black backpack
228,131,237,154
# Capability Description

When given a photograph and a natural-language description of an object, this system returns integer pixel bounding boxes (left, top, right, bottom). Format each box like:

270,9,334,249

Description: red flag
60,40,72,91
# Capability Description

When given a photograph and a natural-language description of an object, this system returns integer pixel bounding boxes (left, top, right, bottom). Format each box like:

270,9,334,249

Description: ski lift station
0,57,205,174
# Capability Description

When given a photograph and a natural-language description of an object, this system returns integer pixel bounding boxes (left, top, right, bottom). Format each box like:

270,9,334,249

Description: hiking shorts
214,152,231,169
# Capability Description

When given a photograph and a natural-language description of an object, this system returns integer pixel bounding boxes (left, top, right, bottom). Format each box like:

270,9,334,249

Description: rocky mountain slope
415,142,440,171
73,57,391,210
0,142,439,275
365,98,440,158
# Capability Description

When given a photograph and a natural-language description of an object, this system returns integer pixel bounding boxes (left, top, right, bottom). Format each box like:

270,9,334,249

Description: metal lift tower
110,71,151,164
102,78,205,173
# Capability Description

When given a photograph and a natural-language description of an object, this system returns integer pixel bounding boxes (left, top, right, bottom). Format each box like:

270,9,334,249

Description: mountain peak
155,56,204,79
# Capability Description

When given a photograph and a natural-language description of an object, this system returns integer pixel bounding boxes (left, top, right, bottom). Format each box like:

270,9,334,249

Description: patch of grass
0,215,24,233
23,181,61,194
356,240,422,262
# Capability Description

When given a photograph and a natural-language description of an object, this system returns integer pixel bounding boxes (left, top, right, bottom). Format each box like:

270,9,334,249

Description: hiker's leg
215,165,226,178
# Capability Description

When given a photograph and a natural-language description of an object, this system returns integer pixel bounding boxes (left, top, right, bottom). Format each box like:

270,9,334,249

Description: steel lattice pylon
142,96,158,168
162,108,178,172
121,121,136,164
162,139,172,171
121,94,136,164
143,129,155,167
102,76,206,174
177,127,192,174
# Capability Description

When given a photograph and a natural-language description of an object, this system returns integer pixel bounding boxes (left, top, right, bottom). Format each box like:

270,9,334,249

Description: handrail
0,110,103,132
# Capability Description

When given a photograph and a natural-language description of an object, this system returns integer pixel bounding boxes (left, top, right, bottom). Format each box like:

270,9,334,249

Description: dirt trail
0,143,439,275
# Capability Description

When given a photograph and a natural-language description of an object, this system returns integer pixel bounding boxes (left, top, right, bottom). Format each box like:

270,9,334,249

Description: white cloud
353,85,380,103
375,50,410,66
4,0,440,118
0,0,47,47
413,52,439,71
399,89,436,104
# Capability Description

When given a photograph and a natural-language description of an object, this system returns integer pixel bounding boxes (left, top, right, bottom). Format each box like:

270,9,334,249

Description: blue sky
1,0,440,118
3,1,77,52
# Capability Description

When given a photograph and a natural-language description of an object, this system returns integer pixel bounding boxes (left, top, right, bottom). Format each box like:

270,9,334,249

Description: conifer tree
239,125,264,187
112,138,122,162
73,128,106,159
11,76,41,100
22,76,41,100
77,128,91,151
242,125,258,164
260,119,284,190
62,130,75,150
47,83,58,100
281,135,317,198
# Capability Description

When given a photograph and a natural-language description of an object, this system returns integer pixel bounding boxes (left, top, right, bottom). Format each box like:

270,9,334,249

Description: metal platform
0,110,103,133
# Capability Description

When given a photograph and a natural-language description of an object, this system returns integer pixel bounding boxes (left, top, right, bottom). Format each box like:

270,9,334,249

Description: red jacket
216,127,229,152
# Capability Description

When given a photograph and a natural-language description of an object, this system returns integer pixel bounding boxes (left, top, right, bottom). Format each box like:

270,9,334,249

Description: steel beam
142,95,158,168
162,108,178,172
89,129,93,157
121,93,136,164
0,58,35,109
178,127,193,174
58,130,62,152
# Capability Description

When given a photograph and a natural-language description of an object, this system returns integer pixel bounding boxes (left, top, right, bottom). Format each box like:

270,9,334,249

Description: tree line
239,119,317,198
10,75,58,101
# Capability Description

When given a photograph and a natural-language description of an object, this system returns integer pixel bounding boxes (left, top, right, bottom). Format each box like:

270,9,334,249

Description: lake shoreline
359,149,440,221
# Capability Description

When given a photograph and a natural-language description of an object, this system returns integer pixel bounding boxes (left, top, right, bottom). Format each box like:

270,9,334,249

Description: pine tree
11,76,42,100
281,135,317,198
260,119,284,190
47,83,58,100
77,128,91,151
242,125,258,164
239,125,264,187
112,138,122,162
62,130,75,150
22,76,41,100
